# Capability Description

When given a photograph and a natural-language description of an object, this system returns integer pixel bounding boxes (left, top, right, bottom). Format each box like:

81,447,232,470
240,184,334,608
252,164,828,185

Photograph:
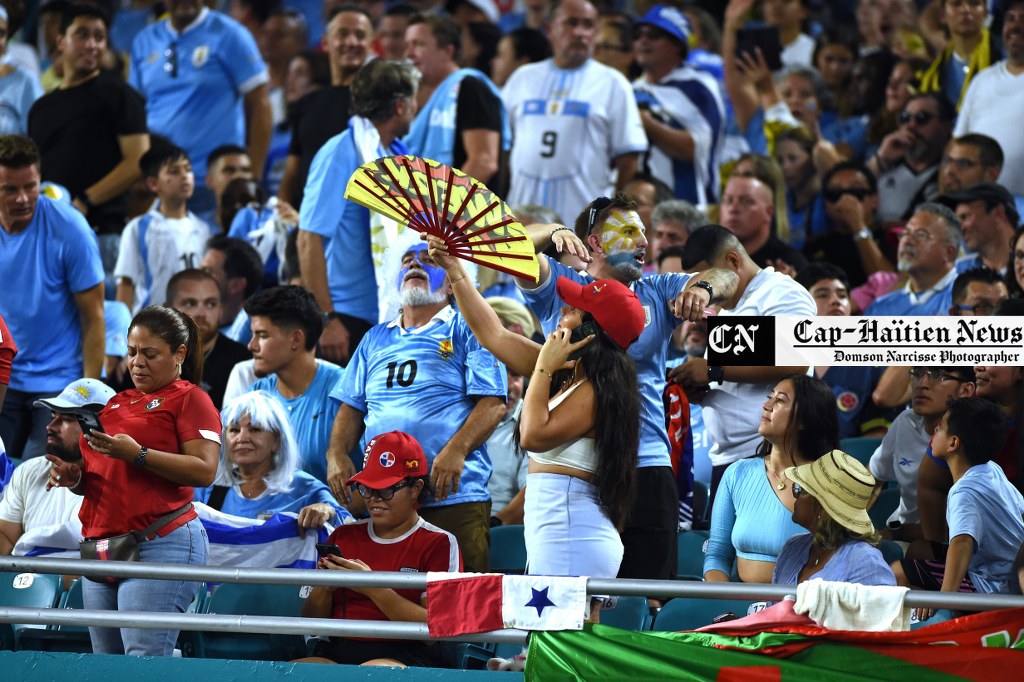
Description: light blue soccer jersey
299,126,408,326
0,197,104,392
520,258,690,468
331,307,507,508
129,9,268,181
194,470,351,525
252,361,345,484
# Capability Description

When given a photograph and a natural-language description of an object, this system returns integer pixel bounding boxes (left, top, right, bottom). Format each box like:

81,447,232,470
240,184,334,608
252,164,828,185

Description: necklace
764,455,787,491
239,479,266,499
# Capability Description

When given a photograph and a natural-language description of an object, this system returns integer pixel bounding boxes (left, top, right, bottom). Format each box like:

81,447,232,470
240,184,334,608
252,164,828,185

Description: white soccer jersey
503,58,647,224
115,208,212,313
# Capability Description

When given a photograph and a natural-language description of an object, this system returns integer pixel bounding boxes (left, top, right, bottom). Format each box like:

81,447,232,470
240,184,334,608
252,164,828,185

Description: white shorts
523,473,623,579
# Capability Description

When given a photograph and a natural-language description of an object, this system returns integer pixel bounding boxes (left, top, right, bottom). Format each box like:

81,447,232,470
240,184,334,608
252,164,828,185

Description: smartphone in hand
735,26,784,72
316,543,344,559
74,410,105,436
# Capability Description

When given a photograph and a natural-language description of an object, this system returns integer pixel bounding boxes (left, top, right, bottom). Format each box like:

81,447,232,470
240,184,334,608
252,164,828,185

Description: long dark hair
129,305,204,386
755,373,839,463
517,311,640,528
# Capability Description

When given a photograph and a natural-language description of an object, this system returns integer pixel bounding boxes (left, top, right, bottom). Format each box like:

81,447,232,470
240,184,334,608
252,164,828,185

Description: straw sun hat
785,450,876,535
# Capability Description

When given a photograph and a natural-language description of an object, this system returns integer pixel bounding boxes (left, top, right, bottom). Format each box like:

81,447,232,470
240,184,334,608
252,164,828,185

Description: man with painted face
298,59,417,366
325,244,508,573
516,194,739,583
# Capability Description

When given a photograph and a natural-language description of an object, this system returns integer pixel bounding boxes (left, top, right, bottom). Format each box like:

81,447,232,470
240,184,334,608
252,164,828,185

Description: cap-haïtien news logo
707,317,775,366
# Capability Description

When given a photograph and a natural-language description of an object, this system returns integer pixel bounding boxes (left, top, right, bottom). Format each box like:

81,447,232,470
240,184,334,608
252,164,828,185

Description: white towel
795,579,911,631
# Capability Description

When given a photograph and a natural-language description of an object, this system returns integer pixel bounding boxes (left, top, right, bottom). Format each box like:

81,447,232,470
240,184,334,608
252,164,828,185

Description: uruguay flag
14,503,328,570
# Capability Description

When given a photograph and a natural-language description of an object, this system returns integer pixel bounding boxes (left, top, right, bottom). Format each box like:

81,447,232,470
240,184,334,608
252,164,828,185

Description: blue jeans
82,518,208,656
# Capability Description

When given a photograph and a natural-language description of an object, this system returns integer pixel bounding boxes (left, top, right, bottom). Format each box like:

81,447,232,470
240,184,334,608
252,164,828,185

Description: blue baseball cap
635,5,691,45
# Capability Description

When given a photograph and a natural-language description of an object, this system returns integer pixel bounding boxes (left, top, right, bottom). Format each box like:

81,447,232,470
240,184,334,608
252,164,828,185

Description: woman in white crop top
428,235,646,620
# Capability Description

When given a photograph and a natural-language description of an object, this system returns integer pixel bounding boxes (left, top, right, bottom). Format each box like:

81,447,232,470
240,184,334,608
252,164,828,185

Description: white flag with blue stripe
13,502,329,570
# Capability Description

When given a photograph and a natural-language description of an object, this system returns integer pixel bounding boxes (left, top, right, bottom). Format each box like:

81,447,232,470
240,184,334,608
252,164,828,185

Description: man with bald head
719,174,808,272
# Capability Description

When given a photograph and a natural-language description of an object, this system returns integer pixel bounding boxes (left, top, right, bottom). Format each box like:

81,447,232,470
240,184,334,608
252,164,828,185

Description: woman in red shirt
47,306,220,656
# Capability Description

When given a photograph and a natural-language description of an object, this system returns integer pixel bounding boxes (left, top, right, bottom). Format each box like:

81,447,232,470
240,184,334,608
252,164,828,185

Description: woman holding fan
426,232,645,618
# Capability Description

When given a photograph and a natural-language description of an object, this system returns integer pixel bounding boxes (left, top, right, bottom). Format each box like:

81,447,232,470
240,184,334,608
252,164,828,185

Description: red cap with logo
348,431,429,489
555,276,646,350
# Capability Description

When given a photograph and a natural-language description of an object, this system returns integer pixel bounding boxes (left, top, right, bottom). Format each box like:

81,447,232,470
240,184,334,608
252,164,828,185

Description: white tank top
527,380,599,474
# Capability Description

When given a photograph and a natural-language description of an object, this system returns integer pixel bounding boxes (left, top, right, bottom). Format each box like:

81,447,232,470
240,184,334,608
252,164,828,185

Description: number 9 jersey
502,58,648,226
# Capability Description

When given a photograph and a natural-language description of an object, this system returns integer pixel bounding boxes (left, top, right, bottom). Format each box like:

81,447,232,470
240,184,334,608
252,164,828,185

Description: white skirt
523,472,623,578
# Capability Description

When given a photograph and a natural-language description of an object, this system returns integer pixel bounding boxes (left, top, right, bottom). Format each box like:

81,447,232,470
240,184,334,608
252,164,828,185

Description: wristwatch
688,280,714,301
854,227,873,241
708,366,725,385
133,446,148,468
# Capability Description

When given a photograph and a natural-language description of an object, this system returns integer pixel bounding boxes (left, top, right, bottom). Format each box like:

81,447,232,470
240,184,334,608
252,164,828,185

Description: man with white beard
324,243,507,572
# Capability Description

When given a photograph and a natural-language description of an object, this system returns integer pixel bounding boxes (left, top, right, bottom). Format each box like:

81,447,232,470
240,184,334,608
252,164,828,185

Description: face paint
599,209,645,253
397,244,448,293
600,209,645,279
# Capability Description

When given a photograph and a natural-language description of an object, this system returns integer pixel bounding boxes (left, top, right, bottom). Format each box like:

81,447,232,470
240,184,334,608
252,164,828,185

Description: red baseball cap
555,277,646,350
348,431,428,489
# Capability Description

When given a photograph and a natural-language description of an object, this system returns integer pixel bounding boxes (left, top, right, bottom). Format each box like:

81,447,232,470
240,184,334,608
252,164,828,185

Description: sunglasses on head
898,110,936,126
587,196,613,233
824,187,871,203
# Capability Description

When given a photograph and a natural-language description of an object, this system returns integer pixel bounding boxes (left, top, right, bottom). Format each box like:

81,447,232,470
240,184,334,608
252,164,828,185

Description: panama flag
425,572,588,637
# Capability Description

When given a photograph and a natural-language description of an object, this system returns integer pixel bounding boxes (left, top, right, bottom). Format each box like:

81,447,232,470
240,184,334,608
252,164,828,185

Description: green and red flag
527,603,1024,681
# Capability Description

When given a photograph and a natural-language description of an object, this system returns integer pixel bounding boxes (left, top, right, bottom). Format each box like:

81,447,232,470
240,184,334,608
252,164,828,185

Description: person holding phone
296,431,460,668
428,224,652,621
46,305,221,657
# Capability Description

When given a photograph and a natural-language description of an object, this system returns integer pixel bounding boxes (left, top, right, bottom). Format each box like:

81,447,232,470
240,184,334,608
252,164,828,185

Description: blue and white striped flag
13,502,329,570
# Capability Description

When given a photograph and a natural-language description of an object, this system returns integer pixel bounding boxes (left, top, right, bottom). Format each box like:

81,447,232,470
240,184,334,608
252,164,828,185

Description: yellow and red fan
344,155,539,283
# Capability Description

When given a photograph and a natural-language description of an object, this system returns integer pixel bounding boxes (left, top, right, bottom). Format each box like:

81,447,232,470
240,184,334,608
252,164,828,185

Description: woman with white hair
194,390,350,531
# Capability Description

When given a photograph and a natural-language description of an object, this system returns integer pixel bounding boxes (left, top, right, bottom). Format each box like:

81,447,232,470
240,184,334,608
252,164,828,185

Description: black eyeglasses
899,110,937,126
824,187,871,203
587,196,613,234
908,368,965,383
163,42,178,78
792,482,805,498
354,479,415,500
954,302,999,315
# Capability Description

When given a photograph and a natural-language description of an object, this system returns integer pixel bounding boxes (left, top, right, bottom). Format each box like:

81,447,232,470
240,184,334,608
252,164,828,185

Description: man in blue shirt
516,194,738,582
325,244,508,572
0,135,105,459
244,285,344,484
866,202,961,316
298,59,417,366
129,0,272,215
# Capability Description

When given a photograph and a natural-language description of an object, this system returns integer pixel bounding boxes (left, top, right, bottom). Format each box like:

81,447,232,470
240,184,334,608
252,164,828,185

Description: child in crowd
114,144,211,313
894,397,1024,619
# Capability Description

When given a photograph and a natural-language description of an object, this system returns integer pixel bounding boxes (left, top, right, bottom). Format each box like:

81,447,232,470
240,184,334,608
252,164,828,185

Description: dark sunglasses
898,110,936,126
635,26,671,41
792,482,805,498
164,42,178,78
824,187,871,203
354,479,415,500
587,196,613,233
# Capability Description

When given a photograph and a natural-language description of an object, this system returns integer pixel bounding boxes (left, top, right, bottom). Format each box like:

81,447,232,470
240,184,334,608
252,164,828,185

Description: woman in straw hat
772,450,896,586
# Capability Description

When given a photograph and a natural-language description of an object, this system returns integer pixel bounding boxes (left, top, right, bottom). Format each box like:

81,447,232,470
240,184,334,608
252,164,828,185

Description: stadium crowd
2,0,1024,667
